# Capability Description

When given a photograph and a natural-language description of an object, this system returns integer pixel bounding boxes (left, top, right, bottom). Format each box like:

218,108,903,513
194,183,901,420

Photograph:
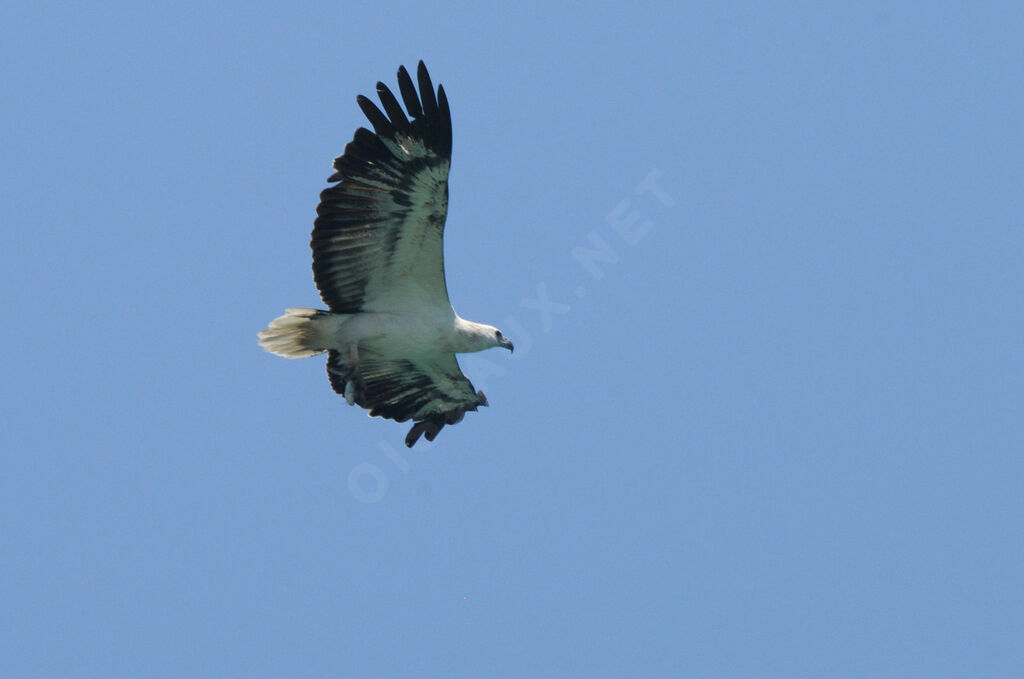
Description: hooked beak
500,337,514,353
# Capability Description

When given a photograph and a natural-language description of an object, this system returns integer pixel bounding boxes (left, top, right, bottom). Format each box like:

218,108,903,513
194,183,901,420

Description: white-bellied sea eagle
258,62,513,447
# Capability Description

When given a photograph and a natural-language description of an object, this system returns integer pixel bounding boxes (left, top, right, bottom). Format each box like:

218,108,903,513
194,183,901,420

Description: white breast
328,309,457,358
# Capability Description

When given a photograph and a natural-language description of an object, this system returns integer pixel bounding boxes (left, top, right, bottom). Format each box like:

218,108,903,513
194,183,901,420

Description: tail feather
258,308,329,358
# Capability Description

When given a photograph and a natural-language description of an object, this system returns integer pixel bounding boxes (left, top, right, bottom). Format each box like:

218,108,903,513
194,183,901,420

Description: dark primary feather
355,95,394,139
375,82,411,135
312,61,453,314
397,66,423,119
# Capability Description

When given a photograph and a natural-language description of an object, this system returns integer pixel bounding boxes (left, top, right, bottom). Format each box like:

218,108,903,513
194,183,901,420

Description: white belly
325,309,457,358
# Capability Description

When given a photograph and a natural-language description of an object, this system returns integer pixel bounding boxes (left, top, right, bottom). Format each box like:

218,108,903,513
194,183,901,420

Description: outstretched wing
312,61,453,314
327,351,488,447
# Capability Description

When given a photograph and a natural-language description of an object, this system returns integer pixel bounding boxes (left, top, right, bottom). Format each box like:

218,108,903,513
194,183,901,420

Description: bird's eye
495,330,503,339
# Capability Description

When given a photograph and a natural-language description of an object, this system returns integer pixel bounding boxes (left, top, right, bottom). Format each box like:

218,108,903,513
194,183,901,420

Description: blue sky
3,2,1022,677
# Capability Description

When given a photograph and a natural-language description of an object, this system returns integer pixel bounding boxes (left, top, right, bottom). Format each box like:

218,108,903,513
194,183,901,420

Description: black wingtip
376,81,411,134
396,64,423,120
417,61,439,121
405,418,445,447
356,94,393,137
404,424,421,448
355,62,451,158
437,83,452,158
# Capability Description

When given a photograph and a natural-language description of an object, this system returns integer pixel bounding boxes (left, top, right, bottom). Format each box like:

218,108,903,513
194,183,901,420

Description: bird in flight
259,62,513,447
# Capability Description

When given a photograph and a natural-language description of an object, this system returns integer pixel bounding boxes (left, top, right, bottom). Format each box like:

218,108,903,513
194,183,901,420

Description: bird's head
492,327,514,353
456,319,514,353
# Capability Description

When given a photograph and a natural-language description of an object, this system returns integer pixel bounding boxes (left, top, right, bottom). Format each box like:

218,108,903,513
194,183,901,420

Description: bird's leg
342,344,364,405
